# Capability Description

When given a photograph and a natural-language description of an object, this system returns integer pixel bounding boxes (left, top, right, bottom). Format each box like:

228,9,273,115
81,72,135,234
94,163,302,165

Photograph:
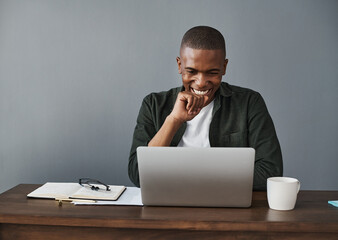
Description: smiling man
128,26,283,190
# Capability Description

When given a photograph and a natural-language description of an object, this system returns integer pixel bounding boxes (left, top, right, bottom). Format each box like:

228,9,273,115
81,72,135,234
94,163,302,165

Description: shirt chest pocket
221,131,248,147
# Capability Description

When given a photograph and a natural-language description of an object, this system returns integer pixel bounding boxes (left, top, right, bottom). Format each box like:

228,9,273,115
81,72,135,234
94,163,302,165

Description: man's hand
148,91,209,147
169,91,209,123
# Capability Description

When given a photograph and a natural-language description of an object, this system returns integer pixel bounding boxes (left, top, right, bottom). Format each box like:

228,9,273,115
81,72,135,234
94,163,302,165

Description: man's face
177,47,228,106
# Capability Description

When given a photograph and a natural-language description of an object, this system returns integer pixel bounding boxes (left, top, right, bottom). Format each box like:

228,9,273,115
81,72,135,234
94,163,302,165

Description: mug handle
297,180,301,193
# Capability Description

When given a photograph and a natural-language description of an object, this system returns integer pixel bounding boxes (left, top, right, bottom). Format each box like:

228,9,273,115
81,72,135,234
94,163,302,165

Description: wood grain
1,184,338,240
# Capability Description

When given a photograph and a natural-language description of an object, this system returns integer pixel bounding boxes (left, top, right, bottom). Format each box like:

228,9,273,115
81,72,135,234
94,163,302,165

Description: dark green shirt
128,82,283,190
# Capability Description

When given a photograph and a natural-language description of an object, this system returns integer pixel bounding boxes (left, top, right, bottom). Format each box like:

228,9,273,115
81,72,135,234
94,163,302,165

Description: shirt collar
218,82,233,97
213,82,232,117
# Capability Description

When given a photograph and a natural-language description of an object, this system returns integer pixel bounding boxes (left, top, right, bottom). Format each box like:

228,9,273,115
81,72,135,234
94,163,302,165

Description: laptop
137,147,255,207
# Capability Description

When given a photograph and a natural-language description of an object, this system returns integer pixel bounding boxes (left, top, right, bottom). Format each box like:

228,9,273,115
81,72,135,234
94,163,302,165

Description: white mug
267,177,300,211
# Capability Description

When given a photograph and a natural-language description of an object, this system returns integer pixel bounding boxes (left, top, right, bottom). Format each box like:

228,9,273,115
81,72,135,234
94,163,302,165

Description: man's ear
222,59,229,75
176,57,182,74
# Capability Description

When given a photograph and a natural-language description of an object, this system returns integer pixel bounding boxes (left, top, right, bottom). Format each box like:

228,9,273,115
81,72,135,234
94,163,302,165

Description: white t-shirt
178,100,214,147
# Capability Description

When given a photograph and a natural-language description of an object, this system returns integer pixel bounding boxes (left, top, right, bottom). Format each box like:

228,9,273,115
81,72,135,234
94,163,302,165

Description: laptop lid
137,147,255,207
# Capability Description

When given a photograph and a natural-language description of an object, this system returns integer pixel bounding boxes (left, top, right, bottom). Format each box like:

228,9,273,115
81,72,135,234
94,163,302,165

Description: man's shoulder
221,82,267,112
221,82,260,96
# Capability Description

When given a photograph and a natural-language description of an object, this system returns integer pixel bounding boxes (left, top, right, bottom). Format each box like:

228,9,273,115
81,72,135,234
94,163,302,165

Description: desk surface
0,184,338,240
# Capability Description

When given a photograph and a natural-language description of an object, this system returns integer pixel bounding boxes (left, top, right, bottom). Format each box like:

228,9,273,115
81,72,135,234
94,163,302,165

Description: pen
55,198,96,206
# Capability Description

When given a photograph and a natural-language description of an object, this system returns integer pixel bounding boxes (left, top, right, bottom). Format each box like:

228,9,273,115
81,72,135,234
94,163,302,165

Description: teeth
193,89,210,95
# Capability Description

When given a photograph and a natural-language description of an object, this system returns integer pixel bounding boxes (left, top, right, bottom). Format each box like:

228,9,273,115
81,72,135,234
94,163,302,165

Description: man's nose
195,74,207,87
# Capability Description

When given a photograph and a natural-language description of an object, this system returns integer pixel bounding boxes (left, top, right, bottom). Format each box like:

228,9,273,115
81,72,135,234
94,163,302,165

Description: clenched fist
169,91,209,123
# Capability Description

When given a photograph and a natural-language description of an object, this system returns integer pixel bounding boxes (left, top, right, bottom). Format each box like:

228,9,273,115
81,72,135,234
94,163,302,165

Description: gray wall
1,0,337,193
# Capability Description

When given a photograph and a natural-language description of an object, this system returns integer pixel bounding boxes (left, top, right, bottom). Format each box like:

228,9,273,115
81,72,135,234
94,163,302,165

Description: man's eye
209,72,219,75
187,70,195,74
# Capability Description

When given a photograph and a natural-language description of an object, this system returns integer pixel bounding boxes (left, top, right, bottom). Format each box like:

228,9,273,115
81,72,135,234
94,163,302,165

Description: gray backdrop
1,0,337,193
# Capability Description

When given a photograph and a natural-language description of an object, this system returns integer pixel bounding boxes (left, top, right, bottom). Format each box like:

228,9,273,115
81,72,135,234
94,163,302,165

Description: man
128,26,283,191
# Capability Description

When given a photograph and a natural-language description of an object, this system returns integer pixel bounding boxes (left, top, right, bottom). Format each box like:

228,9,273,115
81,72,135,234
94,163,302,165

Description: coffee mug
267,177,300,211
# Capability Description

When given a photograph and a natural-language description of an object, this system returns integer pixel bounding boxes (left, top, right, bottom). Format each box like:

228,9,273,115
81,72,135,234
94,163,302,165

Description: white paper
73,187,143,206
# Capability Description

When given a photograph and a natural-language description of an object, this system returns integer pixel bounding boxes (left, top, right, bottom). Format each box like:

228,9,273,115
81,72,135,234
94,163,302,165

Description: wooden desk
0,184,337,240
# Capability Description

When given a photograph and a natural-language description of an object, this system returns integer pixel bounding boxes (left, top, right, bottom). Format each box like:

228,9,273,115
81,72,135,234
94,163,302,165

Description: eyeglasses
79,178,111,191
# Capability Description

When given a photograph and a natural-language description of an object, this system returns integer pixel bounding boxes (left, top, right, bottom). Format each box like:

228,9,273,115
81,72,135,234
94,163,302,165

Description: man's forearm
148,115,183,146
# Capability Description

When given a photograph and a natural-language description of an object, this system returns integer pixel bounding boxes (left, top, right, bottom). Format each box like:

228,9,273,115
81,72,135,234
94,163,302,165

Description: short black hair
180,26,226,56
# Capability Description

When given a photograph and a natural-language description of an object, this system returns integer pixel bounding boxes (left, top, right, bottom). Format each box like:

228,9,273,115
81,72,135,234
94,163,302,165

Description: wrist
166,114,184,128
148,114,183,147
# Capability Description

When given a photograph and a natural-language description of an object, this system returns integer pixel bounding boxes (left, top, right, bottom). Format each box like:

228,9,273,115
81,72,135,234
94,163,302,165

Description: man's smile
191,88,212,96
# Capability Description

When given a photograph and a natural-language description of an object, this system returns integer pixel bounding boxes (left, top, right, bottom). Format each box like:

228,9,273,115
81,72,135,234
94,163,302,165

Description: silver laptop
137,147,255,207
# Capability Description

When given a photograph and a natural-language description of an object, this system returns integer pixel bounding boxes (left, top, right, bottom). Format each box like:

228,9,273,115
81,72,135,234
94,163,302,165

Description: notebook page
27,182,81,199
70,185,126,201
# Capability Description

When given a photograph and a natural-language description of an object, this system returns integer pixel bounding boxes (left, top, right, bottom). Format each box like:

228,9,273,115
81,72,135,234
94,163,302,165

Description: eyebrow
185,67,220,72
207,69,221,72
